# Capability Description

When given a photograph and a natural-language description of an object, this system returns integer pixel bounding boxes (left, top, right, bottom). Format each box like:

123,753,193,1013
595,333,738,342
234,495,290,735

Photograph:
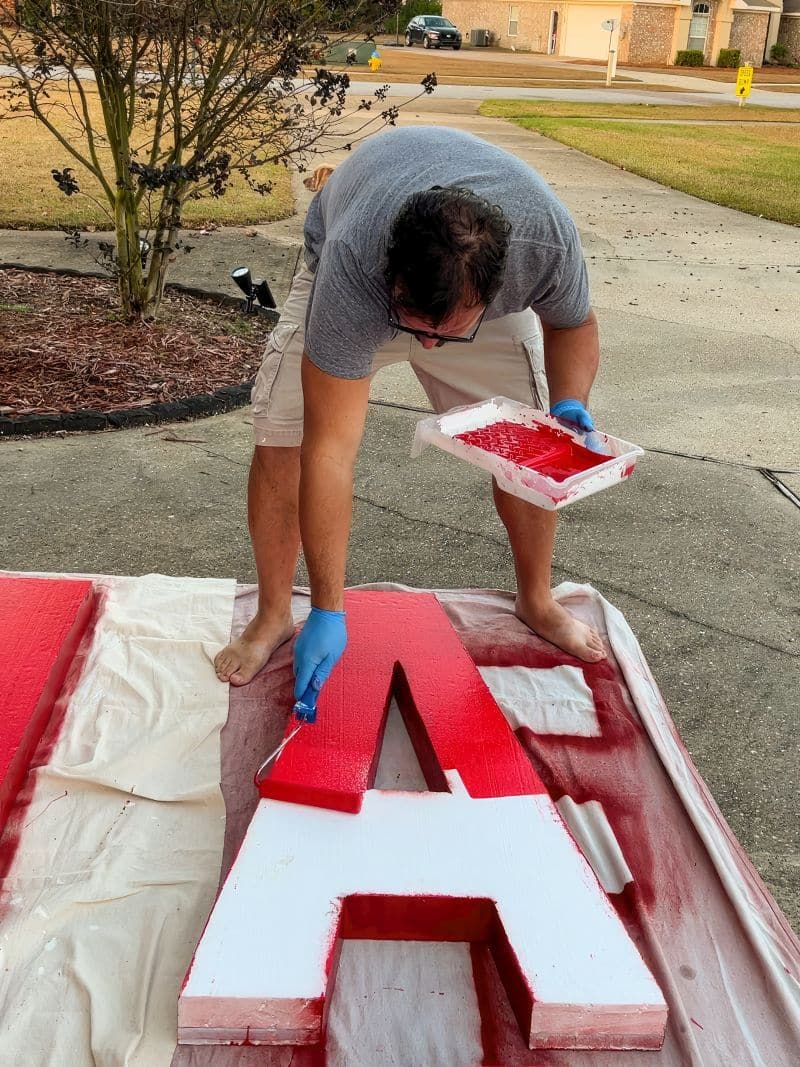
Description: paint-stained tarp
0,575,798,1066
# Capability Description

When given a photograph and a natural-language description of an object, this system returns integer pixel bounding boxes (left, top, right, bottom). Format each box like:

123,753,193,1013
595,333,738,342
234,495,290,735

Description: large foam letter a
179,592,666,1052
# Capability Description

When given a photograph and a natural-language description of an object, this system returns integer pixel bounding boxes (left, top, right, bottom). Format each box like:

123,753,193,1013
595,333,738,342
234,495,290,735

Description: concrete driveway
1,98,797,927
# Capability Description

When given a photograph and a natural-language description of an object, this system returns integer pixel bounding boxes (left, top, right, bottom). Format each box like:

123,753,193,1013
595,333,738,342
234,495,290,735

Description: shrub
770,43,789,64
16,0,51,29
398,1,442,21
675,50,705,67
717,48,741,68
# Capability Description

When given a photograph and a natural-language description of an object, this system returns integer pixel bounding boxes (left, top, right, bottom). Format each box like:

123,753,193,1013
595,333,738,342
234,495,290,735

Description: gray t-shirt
303,127,589,379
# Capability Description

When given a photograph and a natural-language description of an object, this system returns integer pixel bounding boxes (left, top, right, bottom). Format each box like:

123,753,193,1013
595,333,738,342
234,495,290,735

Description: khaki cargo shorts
251,263,549,447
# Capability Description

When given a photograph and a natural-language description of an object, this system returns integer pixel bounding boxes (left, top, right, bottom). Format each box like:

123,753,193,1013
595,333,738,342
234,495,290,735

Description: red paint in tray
455,420,604,483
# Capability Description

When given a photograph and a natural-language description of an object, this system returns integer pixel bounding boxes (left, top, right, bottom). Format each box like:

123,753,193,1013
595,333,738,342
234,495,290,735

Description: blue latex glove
293,607,347,702
550,398,595,433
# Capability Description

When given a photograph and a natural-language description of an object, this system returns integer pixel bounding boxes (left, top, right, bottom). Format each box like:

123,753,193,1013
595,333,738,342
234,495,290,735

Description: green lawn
480,101,800,225
481,100,800,123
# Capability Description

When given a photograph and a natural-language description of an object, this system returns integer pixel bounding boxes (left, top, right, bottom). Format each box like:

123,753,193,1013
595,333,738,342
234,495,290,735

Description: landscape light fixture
139,238,151,270
231,266,276,314
254,279,276,309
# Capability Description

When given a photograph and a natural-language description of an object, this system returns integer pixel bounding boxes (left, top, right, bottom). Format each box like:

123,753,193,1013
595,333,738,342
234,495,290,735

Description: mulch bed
1,268,271,433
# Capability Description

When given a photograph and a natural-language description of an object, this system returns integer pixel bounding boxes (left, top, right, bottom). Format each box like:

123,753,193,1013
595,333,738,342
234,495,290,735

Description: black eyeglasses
388,306,487,345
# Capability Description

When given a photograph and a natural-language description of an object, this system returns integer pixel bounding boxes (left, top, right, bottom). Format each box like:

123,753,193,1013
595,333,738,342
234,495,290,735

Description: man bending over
215,126,606,700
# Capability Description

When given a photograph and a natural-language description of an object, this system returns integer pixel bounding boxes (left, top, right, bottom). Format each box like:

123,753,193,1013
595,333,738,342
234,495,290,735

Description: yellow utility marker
736,65,754,107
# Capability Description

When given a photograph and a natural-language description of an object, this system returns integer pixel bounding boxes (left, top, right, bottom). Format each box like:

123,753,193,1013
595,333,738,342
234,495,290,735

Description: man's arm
541,309,600,408
299,354,371,611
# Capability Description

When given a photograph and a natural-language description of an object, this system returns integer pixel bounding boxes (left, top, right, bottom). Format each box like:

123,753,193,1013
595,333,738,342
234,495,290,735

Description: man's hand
294,607,347,701
550,398,594,433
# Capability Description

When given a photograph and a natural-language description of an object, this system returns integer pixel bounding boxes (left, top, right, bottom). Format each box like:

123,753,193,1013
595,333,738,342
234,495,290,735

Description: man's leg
410,309,605,663
214,446,300,685
215,263,413,686
492,481,605,662
214,265,314,685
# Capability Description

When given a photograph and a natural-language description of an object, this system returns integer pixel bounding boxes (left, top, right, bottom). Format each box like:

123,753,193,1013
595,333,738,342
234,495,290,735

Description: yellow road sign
736,65,754,99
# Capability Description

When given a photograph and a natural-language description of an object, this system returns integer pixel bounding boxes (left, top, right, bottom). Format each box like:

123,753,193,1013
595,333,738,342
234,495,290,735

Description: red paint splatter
461,629,675,913
31,584,106,774
455,421,603,483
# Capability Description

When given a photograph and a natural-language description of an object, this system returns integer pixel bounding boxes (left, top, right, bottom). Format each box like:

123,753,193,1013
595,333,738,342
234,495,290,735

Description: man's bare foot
516,596,606,663
214,613,295,686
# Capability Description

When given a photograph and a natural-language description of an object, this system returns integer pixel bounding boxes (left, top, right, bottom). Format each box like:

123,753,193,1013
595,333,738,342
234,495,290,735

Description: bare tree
0,1,435,319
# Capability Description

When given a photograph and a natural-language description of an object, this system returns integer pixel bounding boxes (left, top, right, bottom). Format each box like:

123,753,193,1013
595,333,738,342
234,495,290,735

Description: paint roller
254,683,318,786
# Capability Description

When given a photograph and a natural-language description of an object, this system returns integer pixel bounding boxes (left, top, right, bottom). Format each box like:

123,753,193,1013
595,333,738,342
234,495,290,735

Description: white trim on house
732,0,781,10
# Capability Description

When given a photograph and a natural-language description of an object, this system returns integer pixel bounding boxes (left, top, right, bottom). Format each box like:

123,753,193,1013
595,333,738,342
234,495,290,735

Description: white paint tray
412,397,644,511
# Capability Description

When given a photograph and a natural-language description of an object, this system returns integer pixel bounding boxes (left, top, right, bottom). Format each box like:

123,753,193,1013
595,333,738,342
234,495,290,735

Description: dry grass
338,71,647,88
622,63,800,84
753,84,800,93
0,81,293,229
325,45,635,85
482,101,800,225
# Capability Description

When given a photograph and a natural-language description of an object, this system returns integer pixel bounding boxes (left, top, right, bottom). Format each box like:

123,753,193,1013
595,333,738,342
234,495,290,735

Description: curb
0,264,280,437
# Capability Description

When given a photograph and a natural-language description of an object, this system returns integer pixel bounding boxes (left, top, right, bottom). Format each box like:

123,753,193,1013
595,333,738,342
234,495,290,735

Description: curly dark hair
385,186,512,324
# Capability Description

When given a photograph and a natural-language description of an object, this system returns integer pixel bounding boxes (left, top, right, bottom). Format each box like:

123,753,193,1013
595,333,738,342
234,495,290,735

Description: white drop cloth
478,663,599,736
0,573,235,1067
0,575,797,1067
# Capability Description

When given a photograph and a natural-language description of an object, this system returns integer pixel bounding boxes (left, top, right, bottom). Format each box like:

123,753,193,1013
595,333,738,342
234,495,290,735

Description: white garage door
562,4,622,60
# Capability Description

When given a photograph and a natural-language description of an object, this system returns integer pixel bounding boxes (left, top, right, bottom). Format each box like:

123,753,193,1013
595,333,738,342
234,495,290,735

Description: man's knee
253,442,301,471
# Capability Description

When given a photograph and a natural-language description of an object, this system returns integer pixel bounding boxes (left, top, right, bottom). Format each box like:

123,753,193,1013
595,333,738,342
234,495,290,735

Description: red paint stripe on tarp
0,576,95,840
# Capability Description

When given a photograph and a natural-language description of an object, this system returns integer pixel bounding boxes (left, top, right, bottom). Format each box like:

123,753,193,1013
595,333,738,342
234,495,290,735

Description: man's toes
230,663,260,687
214,650,238,680
586,632,607,660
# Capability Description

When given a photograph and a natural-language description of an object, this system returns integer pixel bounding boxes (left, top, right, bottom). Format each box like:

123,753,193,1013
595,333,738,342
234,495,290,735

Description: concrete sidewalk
1,100,798,929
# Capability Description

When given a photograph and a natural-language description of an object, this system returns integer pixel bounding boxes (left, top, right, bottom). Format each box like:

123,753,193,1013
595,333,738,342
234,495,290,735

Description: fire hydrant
368,50,382,72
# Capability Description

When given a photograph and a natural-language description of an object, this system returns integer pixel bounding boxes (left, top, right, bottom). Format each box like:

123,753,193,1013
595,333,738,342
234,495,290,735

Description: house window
687,2,711,53
508,5,520,36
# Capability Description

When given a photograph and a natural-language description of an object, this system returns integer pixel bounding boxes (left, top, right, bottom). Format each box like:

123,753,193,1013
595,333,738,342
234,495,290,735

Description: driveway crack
353,491,798,659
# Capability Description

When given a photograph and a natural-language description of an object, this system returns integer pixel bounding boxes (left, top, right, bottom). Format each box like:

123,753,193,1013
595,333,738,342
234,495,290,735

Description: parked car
404,15,462,50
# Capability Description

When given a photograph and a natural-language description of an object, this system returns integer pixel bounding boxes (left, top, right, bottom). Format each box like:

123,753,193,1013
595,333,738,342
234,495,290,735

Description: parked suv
404,15,463,49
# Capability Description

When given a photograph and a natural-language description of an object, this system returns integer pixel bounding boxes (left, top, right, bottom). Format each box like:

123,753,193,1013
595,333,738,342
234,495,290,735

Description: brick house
778,0,800,59
444,0,785,66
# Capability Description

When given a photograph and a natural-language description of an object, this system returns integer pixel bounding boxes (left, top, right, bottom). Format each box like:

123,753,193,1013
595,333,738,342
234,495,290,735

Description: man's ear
303,165,335,192
389,277,410,308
